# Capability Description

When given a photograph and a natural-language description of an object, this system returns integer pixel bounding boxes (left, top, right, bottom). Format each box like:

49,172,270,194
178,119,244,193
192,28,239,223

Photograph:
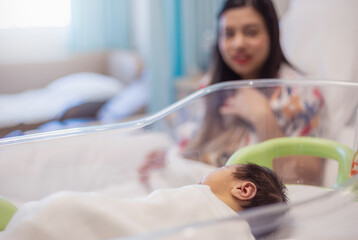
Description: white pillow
107,51,143,84
97,76,150,122
47,72,123,102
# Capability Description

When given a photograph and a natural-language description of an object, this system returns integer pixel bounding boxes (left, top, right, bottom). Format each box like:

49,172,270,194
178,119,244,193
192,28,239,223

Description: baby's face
200,164,240,195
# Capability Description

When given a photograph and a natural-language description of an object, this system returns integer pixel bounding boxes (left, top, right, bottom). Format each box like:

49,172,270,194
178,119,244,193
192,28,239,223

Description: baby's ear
231,181,257,201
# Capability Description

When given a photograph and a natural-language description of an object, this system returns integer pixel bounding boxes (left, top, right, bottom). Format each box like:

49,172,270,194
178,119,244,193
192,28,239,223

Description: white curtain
145,0,224,112
70,0,132,52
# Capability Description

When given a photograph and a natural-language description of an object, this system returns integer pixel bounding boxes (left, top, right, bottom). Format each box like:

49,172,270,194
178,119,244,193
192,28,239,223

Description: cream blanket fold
1,185,254,240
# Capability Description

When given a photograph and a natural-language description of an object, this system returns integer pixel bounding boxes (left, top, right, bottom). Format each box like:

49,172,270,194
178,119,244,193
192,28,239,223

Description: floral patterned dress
177,64,326,166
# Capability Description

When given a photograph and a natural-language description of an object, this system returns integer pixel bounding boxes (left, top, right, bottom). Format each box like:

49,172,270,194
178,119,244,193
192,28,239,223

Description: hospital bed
0,50,149,138
0,79,358,239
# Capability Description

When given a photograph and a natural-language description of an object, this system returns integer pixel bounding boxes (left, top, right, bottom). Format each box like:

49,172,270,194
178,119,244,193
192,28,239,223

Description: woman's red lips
233,54,250,65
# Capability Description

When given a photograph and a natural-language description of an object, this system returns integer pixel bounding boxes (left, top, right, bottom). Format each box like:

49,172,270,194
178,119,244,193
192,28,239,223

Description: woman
140,0,325,185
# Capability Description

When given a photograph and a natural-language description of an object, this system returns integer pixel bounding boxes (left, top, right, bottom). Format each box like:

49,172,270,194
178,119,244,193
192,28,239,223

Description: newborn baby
2,164,287,240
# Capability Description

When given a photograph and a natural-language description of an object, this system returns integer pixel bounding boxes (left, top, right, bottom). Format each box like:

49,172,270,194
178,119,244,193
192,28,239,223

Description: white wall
0,27,71,64
272,0,290,19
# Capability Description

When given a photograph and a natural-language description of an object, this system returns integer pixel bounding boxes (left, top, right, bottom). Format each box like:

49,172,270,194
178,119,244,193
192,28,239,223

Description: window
0,0,71,28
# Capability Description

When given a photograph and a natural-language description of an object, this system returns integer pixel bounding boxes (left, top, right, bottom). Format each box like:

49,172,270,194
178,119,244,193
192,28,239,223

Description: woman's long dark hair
210,0,289,84
183,0,290,164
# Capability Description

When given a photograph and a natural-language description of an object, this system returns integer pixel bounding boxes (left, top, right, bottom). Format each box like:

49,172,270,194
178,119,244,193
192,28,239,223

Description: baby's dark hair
232,163,288,209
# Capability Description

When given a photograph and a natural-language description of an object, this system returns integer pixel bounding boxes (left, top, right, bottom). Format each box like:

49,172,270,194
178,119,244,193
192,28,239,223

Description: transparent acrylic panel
116,175,358,240
0,79,358,239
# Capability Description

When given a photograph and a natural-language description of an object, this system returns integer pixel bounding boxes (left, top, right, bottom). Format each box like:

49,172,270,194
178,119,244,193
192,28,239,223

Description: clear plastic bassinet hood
0,79,358,239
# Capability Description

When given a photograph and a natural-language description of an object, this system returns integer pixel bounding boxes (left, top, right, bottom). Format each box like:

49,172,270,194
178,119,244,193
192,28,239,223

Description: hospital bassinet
0,79,358,239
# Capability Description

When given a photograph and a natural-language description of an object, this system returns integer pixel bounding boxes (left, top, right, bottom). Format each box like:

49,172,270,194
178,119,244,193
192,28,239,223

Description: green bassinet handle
0,197,17,231
226,137,353,185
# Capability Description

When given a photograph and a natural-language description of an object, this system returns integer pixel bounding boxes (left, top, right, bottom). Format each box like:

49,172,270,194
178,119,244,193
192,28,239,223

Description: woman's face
218,6,270,79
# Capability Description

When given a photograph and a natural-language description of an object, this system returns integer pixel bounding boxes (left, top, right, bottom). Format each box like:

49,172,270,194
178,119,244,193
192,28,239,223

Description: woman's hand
219,88,271,124
220,88,283,141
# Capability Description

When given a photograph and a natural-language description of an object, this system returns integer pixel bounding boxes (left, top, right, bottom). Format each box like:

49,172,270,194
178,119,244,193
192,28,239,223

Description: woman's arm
220,88,284,141
252,105,284,141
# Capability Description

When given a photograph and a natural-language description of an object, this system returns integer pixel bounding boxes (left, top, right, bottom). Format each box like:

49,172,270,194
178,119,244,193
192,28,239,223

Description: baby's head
200,163,288,211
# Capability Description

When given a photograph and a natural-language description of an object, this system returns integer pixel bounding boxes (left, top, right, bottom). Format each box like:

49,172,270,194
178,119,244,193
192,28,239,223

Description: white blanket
1,185,254,240
0,72,123,128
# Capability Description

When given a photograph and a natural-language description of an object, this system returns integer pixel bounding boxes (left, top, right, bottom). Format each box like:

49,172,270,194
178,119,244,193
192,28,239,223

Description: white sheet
1,185,254,240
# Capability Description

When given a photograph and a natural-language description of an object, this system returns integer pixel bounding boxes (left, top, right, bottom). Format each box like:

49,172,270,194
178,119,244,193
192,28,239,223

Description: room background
0,0,291,113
